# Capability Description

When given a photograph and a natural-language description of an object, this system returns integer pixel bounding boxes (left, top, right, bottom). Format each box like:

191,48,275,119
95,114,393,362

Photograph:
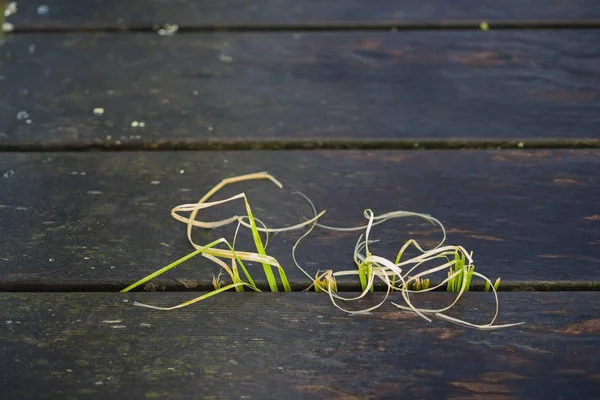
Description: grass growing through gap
122,172,523,329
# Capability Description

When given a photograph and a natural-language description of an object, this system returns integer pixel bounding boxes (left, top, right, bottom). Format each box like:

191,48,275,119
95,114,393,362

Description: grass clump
122,172,523,330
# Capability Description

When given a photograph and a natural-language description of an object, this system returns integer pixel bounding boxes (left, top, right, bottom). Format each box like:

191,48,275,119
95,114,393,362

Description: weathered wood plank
5,0,600,29
1,31,600,146
1,150,599,289
1,292,599,399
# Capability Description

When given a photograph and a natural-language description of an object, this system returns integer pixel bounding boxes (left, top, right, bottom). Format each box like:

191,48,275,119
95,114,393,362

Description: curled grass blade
133,282,252,310
121,171,521,330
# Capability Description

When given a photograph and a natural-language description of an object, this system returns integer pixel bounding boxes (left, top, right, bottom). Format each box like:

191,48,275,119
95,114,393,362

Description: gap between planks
2,281,600,293
5,20,600,34
1,139,600,152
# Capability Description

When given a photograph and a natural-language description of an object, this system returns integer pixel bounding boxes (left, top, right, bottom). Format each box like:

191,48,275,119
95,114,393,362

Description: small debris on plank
16,111,29,120
4,3,17,18
157,23,179,36
37,5,49,15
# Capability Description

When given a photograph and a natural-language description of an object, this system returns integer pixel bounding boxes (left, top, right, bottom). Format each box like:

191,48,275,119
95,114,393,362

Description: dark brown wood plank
5,0,600,29
1,150,599,290
1,292,600,399
1,31,600,146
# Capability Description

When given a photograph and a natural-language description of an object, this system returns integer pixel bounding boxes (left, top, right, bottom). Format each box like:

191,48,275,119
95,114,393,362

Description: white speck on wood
157,23,178,36
37,5,50,15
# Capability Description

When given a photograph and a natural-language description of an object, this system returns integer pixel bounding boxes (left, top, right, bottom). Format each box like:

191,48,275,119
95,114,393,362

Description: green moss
117,343,131,354
203,366,217,375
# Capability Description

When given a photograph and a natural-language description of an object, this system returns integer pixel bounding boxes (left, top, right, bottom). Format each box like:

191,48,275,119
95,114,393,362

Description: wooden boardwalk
1,1,600,398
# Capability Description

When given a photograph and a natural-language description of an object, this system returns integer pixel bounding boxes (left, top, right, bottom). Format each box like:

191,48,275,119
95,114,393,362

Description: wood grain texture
1,31,600,145
1,292,600,399
5,0,600,28
1,150,599,290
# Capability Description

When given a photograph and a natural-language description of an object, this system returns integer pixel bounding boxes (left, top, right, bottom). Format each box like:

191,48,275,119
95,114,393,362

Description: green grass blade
464,265,474,292
120,239,225,292
456,251,464,291
277,266,292,292
367,262,374,292
219,241,257,288
446,266,457,292
243,197,281,292
358,261,368,291
493,277,501,291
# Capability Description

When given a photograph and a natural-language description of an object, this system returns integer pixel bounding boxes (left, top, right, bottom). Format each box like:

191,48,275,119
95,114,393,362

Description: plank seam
2,281,599,292
1,139,599,152
6,20,600,34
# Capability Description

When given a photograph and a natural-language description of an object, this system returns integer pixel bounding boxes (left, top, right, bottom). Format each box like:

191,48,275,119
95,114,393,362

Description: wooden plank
1,292,600,398
1,150,599,290
5,0,600,29
1,31,600,146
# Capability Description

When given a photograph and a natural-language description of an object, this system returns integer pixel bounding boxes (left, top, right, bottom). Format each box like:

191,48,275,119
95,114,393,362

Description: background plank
1,150,599,290
5,0,600,28
1,292,599,399
1,31,600,146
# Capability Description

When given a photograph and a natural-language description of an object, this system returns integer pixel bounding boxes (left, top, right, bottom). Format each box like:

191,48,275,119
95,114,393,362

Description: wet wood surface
1,150,599,290
5,0,600,28
1,292,600,399
2,0,600,398
1,31,600,146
